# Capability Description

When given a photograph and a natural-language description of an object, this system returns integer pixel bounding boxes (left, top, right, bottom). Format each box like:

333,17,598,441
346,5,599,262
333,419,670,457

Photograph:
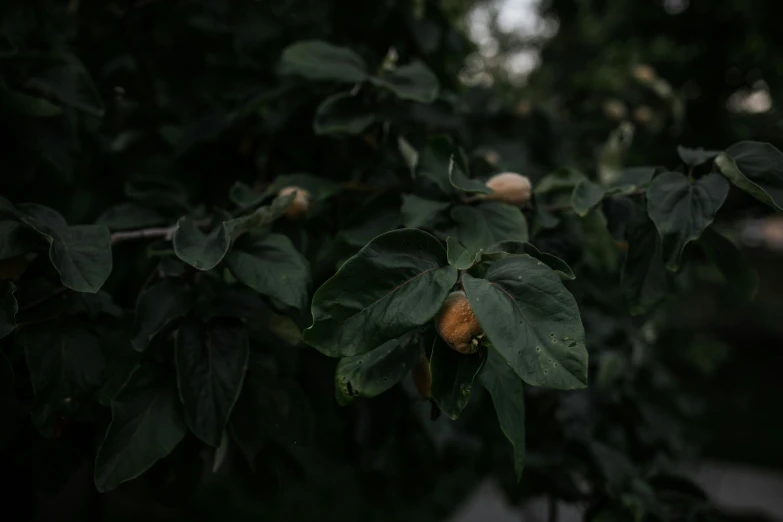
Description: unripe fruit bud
412,350,431,399
435,291,483,355
484,172,532,206
278,186,311,220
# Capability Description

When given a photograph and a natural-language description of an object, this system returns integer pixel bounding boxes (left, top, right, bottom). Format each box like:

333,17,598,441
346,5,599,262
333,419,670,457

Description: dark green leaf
479,347,526,480
0,220,39,260
571,180,605,217
94,364,187,492
231,375,312,465
401,194,450,229
581,209,620,272
446,237,482,270
314,91,375,135
176,317,249,447
462,256,587,390
484,241,575,280
226,233,310,311
97,340,142,407
131,279,191,352
334,335,420,405
699,227,758,301
448,150,491,195
449,202,528,253
621,213,669,315
613,167,655,189
18,204,112,293
303,229,457,357
24,325,105,436
430,336,484,419
534,167,586,196
124,176,190,211
280,40,367,83
715,141,783,211
96,203,167,231
416,136,462,196
173,218,230,271
646,172,729,271
229,182,263,209
677,146,720,167
370,61,439,103
0,281,17,339
26,53,104,117
0,84,62,117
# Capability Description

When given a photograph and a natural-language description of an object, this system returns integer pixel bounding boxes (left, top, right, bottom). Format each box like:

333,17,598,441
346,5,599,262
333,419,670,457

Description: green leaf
646,172,729,271
534,167,586,196
0,220,39,260
715,141,783,211
448,151,491,195
430,337,485,419
303,229,457,357
699,227,758,301
676,146,720,167
621,213,669,315
18,204,112,293
173,218,230,271
226,233,310,311
96,203,166,231
94,364,187,492
334,335,420,405
462,256,587,390
479,347,526,480
446,237,482,270
23,325,105,436
0,84,62,117
416,136,461,196
176,316,249,447
611,167,655,191
484,241,575,280
131,279,191,352
314,91,375,135
571,180,605,217
449,202,529,253
370,61,439,103
229,182,263,209
401,194,450,229
26,53,104,117
0,281,17,339
280,40,368,83
124,176,190,211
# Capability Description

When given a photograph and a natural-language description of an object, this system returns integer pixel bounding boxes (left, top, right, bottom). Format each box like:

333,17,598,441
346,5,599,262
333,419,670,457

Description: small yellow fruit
412,350,431,399
278,186,311,220
484,172,532,206
434,291,483,355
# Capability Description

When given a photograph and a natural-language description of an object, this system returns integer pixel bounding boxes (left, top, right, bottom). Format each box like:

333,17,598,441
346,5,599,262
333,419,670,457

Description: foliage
0,1,781,521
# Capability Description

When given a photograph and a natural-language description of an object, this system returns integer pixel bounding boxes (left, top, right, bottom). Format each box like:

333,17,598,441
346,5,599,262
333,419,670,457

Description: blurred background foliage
1,0,782,521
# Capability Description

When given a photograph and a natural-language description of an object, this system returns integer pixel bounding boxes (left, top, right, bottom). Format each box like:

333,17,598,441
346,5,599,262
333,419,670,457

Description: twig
111,225,178,244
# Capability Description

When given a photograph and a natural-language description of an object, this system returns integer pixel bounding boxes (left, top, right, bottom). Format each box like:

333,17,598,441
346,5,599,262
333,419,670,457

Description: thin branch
111,225,179,244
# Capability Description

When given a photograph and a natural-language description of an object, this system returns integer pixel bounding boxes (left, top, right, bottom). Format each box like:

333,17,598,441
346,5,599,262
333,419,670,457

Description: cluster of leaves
1,1,782,521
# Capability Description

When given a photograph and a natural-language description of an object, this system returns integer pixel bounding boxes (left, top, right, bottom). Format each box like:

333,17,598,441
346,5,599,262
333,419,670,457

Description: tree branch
111,225,178,244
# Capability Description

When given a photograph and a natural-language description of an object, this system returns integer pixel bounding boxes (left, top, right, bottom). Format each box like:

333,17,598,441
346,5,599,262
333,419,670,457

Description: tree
0,1,779,521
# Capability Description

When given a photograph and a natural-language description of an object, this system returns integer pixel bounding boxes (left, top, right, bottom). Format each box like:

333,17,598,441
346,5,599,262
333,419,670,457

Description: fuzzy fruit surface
484,172,532,206
435,290,483,355
279,186,311,220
